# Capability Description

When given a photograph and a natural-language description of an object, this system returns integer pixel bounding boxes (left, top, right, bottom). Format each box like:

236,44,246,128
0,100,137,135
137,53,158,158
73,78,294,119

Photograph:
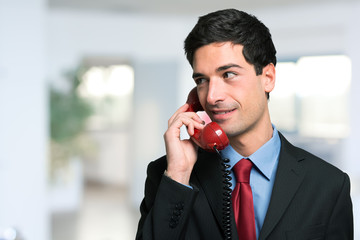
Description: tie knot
233,158,253,183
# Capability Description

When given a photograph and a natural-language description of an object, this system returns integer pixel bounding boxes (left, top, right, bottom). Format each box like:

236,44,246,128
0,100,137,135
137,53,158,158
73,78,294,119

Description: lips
212,109,235,115
210,108,236,121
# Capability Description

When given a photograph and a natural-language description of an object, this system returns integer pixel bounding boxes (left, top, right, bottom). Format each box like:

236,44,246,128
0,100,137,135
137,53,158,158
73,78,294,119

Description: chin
223,125,246,138
223,128,239,138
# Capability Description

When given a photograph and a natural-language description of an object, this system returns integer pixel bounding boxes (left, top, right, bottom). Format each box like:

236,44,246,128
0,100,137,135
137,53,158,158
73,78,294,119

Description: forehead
192,42,247,70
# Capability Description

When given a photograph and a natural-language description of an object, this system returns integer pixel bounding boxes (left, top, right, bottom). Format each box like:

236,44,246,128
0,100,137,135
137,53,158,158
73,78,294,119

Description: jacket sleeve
325,172,353,239
136,161,199,240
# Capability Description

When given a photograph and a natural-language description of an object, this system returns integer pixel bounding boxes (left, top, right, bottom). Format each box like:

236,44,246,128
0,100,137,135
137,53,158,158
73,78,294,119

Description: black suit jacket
136,133,353,239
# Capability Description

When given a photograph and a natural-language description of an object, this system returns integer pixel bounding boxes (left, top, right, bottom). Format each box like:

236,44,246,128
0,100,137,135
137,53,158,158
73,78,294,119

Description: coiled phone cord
214,146,232,240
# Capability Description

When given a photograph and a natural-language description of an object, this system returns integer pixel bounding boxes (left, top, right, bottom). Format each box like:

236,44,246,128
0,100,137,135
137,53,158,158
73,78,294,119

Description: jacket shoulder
279,132,347,180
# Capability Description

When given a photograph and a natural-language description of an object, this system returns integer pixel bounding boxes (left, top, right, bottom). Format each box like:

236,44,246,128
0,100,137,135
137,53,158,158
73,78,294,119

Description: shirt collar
221,124,281,180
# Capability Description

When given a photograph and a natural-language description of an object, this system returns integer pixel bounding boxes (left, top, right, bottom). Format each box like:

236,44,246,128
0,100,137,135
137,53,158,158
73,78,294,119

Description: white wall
47,10,194,79
253,2,351,59
0,0,49,239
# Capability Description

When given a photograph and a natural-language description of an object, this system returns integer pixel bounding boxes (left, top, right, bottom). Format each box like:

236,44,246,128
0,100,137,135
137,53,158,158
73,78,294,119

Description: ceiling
47,0,349,16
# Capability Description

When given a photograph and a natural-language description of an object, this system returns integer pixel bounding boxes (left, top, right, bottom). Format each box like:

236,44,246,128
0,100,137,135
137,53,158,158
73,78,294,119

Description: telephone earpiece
186,87,229,152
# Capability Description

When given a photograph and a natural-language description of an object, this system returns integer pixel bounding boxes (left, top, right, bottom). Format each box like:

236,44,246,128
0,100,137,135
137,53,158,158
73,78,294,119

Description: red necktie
231,158,256,240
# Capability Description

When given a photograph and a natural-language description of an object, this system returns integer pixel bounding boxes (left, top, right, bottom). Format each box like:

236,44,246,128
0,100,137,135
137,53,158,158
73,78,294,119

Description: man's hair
184,9,277,76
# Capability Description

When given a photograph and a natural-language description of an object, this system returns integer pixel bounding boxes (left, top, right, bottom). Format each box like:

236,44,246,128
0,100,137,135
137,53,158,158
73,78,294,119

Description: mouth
212,109,235,115
210,108,236,121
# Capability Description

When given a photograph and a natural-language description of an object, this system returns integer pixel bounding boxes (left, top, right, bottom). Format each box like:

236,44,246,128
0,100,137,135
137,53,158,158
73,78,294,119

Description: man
136,9,353,240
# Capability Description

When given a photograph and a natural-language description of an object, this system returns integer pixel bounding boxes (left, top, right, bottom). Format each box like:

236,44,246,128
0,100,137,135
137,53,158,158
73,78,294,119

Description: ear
262,63,276,94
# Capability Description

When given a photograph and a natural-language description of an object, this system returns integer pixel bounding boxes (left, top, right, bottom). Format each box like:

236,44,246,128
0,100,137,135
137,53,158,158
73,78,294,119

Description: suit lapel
193,150,225,230
258,134,306,240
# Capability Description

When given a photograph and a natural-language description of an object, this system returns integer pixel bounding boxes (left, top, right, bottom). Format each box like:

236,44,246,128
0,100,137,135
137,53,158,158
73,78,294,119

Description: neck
229,118,273,157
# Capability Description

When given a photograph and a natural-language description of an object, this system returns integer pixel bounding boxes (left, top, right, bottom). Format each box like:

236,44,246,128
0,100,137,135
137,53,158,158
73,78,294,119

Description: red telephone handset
186,87,229,152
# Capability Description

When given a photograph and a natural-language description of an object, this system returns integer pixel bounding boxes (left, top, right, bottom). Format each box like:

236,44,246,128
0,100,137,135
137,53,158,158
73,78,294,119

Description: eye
194,77,207,85
223,72,237,79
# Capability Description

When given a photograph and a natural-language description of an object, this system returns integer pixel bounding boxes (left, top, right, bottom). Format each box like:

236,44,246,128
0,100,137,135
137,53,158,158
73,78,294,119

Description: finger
187,119,206,136
169,115,204,136
187,111,204,124
168,103,189,126
169,109,204,128
171,103,204,123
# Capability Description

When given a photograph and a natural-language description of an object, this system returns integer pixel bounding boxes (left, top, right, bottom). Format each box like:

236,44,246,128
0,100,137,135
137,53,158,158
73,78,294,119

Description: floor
52,183,140,240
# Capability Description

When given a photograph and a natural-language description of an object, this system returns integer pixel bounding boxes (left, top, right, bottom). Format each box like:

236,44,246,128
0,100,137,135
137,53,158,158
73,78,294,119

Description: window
270,55,351,139
78,64,134,130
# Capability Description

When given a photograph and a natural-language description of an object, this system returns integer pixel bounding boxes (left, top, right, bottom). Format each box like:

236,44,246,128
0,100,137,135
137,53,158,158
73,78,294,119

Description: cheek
252,78,268,100
197,88,208,108
235,82,266,112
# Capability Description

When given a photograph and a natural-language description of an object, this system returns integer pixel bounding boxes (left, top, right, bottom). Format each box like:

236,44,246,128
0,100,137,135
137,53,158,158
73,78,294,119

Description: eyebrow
192,63,242,79
217,64,242,72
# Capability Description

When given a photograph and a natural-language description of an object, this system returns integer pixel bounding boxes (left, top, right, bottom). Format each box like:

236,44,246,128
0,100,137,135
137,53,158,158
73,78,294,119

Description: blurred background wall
0,0,359,239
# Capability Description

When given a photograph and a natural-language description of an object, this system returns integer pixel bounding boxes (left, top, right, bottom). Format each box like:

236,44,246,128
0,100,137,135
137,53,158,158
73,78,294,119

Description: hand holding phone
163,87,229,185
186,87,229,152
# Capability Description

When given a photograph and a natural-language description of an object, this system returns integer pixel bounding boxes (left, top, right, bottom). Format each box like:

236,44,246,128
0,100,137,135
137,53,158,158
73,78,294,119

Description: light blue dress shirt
221,125,281,239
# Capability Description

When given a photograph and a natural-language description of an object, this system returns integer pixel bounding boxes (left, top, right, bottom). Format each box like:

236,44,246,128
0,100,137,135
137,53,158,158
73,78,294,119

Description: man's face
192,42,274,139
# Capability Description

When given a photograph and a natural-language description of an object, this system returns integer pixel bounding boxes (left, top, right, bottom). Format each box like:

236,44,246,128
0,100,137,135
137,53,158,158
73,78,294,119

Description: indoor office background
0,0,359,239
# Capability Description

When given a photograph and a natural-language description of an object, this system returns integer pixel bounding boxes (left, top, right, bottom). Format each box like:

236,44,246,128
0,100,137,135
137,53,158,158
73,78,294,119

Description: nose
206,79,225,105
